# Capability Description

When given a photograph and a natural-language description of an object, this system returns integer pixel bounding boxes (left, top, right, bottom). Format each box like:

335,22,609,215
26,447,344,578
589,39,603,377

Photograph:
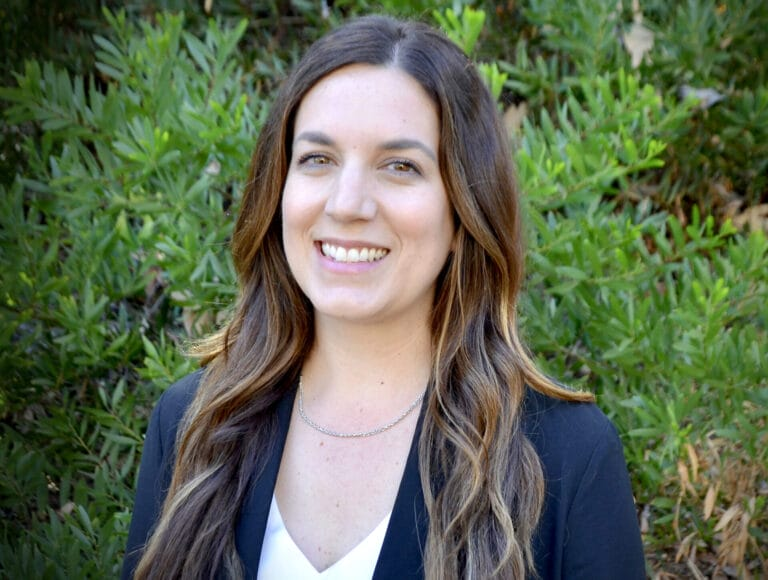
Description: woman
123,15,645,580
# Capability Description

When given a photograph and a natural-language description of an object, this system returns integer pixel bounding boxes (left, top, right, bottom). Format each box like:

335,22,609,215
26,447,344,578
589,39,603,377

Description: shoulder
156,370,203,418
521,386,631,535
149,370,204,451
522,386,621,472
523,388,646,578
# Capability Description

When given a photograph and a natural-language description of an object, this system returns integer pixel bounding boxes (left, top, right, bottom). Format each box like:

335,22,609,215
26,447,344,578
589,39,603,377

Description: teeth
321,243,388,263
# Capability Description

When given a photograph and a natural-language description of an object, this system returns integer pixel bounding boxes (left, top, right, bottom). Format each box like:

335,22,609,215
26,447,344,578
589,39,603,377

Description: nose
324,165,377,222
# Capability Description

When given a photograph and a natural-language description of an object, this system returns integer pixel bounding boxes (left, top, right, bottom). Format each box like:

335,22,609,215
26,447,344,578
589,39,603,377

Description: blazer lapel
372,409,428,580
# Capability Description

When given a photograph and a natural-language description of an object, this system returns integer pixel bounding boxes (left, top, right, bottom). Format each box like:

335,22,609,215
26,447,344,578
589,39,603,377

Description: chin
312,303,383,324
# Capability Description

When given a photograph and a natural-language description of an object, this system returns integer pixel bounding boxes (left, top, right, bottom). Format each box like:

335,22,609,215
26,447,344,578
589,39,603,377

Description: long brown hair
134,15,592,579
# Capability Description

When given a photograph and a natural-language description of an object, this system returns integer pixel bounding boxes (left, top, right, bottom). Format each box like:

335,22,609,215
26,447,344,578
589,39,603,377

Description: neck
302,314,433,401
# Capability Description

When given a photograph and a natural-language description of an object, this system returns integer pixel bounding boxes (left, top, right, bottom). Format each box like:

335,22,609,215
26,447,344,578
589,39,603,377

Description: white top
257,495,392,580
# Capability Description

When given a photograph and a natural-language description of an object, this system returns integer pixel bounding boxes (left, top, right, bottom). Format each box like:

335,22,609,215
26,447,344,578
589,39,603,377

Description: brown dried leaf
215,309,230,326
58,501,76,516
196,310,214,332
703,485,718,520
686,543,707,580
706,435,723,470
204,159,221,176
183,308,215,337
686,443,699,483
678,460,695,496
722,198,744,221
182,307,196,337
640,503,651,534
716,505,751,568
732,203,768,233
685,558,707,580
170,290,192,303
624,22,654,68
675,531,697,563
677,460,688,490
714,504,741,532
503,101,528,135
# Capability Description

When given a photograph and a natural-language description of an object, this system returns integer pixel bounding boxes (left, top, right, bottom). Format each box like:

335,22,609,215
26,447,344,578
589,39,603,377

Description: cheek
281,196,307,283
434,204,456,261
402,198,454,263
423,196,454,240
281,183,315,235
281,189,306,263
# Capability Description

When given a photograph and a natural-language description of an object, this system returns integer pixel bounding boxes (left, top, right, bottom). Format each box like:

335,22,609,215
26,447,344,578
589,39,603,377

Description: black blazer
123,371,646,579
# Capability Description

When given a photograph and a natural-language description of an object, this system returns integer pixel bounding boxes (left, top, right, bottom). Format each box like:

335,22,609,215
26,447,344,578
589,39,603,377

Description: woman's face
281,64,454,328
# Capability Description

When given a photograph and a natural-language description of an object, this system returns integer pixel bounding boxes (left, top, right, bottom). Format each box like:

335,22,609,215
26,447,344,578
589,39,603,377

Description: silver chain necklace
297,376,426,438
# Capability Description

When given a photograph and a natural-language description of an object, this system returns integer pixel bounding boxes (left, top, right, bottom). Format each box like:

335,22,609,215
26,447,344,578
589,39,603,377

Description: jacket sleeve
121,373,200,579
560,420,646,579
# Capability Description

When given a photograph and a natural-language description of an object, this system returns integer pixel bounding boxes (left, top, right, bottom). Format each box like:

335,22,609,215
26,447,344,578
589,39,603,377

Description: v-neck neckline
260,494,392,577
235,382,430,579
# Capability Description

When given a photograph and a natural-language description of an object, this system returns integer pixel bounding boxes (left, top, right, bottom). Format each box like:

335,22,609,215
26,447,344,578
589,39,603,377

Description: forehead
292,64,439,143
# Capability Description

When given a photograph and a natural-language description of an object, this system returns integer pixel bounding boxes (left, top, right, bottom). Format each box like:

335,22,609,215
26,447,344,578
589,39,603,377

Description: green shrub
502,0,768,216
0,11,262,574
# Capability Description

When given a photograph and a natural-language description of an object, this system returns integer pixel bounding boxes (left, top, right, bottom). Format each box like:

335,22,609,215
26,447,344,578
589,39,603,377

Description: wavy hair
134,15,592,580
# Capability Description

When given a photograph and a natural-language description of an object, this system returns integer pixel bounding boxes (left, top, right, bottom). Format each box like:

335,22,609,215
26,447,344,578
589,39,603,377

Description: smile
321,242,389,263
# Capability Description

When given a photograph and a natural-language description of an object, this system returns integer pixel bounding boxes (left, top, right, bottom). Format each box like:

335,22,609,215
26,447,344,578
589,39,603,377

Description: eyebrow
293,131,437,162
381,138,437,162
294,131,334,147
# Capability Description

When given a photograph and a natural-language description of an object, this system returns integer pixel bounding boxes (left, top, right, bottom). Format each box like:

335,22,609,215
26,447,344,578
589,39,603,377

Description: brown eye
388,159,420,175
298,153,332,166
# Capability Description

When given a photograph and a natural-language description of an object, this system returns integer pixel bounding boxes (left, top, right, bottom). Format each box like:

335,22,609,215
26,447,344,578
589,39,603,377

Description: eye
297,153,333,167
386,159,421,175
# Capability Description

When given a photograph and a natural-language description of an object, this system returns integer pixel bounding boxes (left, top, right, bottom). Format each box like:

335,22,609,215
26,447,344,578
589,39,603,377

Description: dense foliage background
1,0,766,577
